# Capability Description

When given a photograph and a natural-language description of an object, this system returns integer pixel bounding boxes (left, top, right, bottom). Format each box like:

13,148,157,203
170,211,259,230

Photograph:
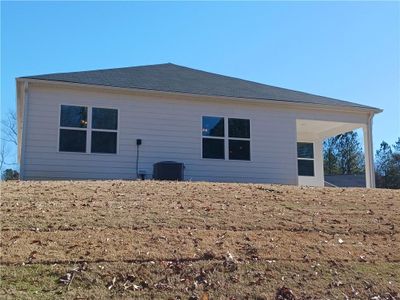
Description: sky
1,1,399,168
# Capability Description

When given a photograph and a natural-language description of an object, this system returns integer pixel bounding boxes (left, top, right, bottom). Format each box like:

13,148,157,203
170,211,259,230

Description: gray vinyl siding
22,83,298,184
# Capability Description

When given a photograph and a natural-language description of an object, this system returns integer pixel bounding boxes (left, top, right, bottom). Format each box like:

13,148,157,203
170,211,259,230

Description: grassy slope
0,181,399,299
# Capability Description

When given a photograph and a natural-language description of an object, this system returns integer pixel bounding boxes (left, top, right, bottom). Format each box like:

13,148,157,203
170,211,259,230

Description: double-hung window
297,142,314,176
228,118,250,160
59,105,88,153
91,108,118,153
59,105,118,154
202,116,225,159
202,116,250,161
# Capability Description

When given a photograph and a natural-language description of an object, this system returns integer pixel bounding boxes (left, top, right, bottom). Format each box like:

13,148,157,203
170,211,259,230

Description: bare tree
0,142,8,171
1,111,17,146
1,111,17,176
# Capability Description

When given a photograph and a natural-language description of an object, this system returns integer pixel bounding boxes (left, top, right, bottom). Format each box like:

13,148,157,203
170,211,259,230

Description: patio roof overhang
296,116,377,188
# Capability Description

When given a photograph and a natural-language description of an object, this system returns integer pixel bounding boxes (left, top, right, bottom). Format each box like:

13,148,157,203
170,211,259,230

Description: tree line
374,139,400,189
323,132,400,189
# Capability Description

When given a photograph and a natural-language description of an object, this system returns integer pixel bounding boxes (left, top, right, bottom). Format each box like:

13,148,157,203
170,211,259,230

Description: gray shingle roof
21,63,380,111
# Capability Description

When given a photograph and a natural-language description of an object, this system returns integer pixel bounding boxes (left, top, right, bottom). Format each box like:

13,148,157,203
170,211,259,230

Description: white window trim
57,104,119,155
201,115,252,161
297,142,315,177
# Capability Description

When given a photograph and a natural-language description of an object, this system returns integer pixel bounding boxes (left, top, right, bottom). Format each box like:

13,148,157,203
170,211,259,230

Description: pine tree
335,132,364,175
1,169,19,181
375,140,400,189
323,137,339,175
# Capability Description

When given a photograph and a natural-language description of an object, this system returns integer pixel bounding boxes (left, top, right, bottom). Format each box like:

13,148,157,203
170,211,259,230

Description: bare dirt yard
0,180,399,299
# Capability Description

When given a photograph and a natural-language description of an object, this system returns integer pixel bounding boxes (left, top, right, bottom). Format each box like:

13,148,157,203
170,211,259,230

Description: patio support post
363,114,375,188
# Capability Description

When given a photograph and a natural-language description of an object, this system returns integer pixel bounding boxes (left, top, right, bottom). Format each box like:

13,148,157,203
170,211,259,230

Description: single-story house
16,63,382,187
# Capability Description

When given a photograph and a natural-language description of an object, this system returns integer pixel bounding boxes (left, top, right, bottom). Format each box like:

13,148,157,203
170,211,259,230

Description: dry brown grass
0,180,399,299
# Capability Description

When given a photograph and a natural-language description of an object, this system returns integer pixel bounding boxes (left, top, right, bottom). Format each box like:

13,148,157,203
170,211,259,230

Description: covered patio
296,115,376,188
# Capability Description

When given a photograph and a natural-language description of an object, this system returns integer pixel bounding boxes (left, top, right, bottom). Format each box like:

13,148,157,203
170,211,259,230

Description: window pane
60,105,87,128
298,159,314,176
202,138,224,159
229,140,250,160
228,118,250,138
297,142,314,158
202,116,224,137
91,131,117,153
59,129,86,152
92,108,118,130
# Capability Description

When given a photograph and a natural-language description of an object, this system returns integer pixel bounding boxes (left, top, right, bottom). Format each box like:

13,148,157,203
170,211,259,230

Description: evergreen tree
323,137,339,175
335,132,364,175
393,137,400,153
375,140,400,189
1,169,19,181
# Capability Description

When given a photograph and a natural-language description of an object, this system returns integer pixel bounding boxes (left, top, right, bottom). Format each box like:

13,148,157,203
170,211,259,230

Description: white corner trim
19,81,29,179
